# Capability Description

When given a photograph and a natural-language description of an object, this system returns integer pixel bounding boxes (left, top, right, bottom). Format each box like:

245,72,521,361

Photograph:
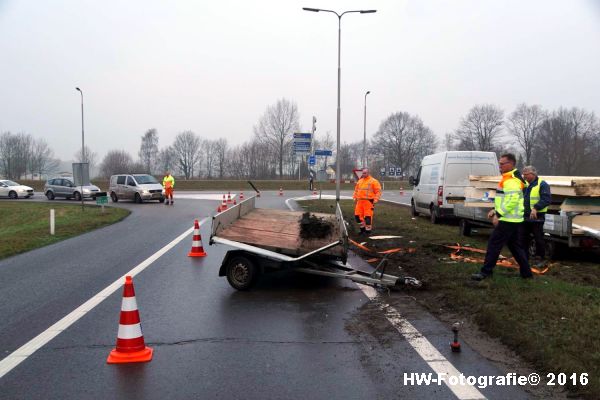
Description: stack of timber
462,175,600,238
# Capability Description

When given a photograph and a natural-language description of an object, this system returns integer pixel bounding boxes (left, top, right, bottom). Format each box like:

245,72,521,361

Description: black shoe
471,272,490,281
365,231,371,236
358,228,366,236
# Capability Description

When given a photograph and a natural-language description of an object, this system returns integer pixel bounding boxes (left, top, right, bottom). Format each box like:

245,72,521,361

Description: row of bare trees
0,132,60,180
447,103,600,175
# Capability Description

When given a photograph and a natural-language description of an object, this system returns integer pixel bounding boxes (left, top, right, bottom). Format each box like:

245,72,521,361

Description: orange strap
446,243,549,275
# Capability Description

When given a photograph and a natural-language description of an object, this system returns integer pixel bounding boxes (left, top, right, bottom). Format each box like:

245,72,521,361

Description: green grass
19,179,409,192
300,199,600,399
0,202,130,260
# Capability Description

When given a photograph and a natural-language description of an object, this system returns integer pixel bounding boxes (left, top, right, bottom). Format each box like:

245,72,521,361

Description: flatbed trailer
209,195,417,290
454,203,600,258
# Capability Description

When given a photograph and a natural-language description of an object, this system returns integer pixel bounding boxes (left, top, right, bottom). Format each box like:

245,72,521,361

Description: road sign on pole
309,155,316,165
314,149,333,156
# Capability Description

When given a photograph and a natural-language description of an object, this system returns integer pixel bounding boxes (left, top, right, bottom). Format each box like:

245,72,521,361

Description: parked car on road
108,174,164,203
0,180,34,199
44,177,102,200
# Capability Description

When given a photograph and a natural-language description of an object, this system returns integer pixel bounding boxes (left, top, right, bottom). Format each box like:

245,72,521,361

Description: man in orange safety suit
353,168,382,236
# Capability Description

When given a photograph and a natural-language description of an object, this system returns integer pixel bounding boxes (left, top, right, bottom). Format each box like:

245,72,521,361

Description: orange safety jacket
353,176,382,202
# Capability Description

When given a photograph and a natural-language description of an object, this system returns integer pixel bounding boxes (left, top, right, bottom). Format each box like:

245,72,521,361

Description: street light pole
75,87,84,211
363,90,370,168
302,7,376,203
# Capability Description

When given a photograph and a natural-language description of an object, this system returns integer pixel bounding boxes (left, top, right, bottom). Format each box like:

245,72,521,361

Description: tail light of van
437,186,443,206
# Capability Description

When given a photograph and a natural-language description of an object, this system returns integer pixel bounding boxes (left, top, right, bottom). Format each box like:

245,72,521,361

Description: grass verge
300,199,600,399
0,202,130,260
20,179,409,192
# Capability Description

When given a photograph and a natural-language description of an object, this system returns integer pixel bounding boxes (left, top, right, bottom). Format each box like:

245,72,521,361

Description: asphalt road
0,191,531,399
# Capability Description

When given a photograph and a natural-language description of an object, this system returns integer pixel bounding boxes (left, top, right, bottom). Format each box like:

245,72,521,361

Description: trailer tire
226,256,258,290
545,240,566,260
459,219,472,236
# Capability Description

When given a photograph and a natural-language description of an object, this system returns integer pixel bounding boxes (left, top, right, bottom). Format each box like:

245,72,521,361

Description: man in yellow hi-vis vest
472,153,532,280
353,168,382,235
522,165,552,265
163,171,175,205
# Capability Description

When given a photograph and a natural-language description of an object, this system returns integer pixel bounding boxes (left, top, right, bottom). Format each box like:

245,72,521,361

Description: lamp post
363,90,370,168
75,87,84,211
302,7,376,203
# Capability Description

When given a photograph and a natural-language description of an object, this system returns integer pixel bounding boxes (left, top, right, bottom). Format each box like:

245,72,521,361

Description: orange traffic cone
400,187,404,196
107,276,153,364
257,191,261,198
217,204,222,212
312,188,317,195
221,194,228,210
279,187,283,196
233,199,237,205
239,191,245,200
227,192,233,204
188,219,207,257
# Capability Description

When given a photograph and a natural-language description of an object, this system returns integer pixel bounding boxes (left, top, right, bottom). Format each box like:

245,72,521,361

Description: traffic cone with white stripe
221,194,228,210
188,219,207,257
107,276,153,364
400,187,404,196
227,192,233,204
279,187,283,196
312,188,317,195
239,191,245,201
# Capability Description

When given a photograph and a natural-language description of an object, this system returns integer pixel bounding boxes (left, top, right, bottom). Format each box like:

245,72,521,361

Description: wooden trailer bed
210,196,347,259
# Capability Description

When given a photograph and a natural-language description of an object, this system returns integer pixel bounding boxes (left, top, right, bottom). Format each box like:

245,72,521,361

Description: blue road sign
314,149,333,156
293,133,312,139
293,142,311,148
309,155,316,165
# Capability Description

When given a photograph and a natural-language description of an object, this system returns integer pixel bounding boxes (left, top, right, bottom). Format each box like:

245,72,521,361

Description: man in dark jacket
522,166,552,266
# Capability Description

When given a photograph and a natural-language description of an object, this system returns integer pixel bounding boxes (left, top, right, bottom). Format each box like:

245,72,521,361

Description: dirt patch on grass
300,199,600,399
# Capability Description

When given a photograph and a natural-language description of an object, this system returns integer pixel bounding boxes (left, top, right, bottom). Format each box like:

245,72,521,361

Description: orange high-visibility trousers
354,200,375,231
165,187,173,201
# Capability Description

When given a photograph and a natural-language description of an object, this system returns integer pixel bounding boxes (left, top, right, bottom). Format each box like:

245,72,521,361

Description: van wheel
46,191,55,200
430,206,439,224
459,219,471,236
226,256,259,290
410,200,419,217
135,193,143,204
111,192,118,203
74,192,82,201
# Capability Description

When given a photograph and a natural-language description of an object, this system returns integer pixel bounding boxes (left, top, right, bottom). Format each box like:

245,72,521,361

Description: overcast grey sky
1,0,599,161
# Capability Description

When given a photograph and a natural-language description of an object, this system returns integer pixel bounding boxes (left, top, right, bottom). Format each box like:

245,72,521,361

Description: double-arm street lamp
302,7,376,202
75,87,84,211
363,90,370,168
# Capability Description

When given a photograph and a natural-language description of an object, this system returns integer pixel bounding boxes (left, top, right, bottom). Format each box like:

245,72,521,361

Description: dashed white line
0,217,209,379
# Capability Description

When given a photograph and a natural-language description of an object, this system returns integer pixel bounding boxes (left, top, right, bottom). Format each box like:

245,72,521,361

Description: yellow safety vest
528,179,548,213
163,175,175,189
353,176,382,202
494,169,524,223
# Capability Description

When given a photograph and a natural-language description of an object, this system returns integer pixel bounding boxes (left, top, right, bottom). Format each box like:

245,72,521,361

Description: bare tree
138,128,159,174
507,103,546,165
172,131,201,179
373,112,438,177
454,104,504,151
254,98,300,178
214,138,228,179
203,139,217,179
99,150,133,178
0,132,31,179
534,107,598,175
28,138,59,179
158,146,176,174
74,146,97,169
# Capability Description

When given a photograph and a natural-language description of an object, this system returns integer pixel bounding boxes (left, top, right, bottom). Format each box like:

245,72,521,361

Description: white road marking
175,193,235,200
358,284,486,400
0,217,209,379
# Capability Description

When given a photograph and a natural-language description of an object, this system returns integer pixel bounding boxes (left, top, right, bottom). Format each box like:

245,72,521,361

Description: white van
109,174,165,203
409,151,499,223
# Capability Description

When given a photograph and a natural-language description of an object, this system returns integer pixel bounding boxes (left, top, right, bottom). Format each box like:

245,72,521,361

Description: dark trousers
523,216,545,259
481,221,532,277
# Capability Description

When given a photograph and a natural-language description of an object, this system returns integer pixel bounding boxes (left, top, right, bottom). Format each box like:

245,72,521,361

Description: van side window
126,177,135,186
415,167,422,185
429,165,440,184
420,165,432,185
117,176,126,185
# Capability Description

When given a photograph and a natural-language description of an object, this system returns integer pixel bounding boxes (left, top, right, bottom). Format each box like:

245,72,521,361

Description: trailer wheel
226,256,258,290
459,219,472,236
545,240,566,260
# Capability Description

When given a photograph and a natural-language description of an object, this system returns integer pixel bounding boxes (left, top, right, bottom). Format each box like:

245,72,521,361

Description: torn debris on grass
299,212,333,239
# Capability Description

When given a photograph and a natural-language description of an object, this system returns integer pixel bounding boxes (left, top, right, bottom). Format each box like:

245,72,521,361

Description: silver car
44,177,101,200
108,174,164,203
0,179,34,199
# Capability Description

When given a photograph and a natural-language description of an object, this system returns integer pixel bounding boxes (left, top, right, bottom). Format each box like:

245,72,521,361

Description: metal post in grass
76,87,85,212
50,209,55,235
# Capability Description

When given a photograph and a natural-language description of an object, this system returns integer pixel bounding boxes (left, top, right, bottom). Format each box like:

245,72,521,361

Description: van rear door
443,153,499,206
